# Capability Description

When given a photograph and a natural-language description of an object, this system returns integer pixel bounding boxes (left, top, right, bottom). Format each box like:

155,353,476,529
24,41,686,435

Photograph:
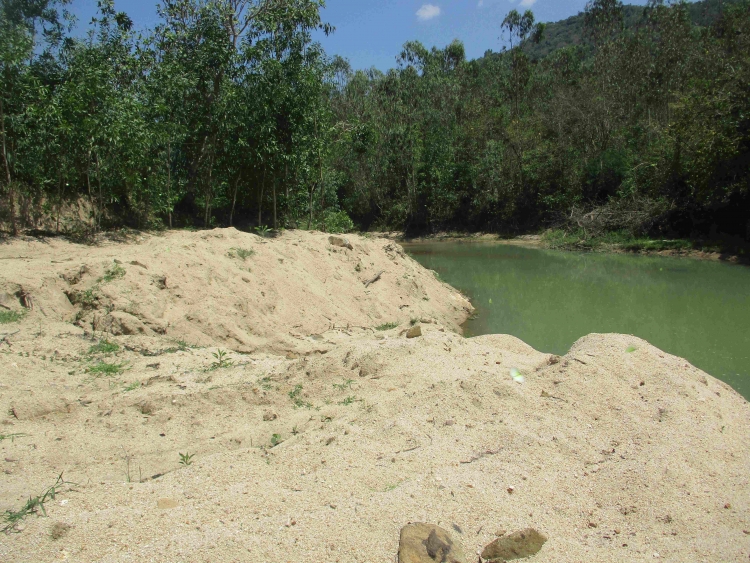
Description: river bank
1,229,748,562
379,230,750,265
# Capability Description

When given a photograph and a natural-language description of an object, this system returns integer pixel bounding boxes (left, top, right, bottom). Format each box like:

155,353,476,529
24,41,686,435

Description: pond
405,242,750,401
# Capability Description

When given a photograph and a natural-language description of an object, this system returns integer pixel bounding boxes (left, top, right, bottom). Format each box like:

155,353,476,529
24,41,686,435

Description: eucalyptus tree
0,0,69,234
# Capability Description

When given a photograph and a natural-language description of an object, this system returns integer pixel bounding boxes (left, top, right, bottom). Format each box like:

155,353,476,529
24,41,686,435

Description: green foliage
2,474,72,534
88,339,120,355
228,247,255,261
210,349,233,370
0,310,24,324
178,452,195,467
1,0,748,245
375,322,399,331
288,384,312,409
0,433,27,442
87,361,126,377
332,379,354,390
99,263,126,283
270,433,283,447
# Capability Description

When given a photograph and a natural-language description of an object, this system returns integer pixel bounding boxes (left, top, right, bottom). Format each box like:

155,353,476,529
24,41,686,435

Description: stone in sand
328,236,353,250
406,325,422,339
398,523,466,563
480,528,547,561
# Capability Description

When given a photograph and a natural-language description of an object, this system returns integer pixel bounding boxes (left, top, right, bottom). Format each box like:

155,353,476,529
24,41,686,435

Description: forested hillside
523,0,740,59
1,0,749,242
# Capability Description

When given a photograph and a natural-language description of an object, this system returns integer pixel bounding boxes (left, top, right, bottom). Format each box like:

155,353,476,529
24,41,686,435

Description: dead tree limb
364,271,384,288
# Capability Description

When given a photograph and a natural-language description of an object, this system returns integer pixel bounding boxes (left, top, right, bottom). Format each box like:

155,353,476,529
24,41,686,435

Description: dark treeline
1,0,749,241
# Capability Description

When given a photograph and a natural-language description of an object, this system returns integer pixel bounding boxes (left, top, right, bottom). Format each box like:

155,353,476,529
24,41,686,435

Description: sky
69,0,650,71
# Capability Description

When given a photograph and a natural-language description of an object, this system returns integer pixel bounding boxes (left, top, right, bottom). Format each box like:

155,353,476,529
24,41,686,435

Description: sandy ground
0,229,748,562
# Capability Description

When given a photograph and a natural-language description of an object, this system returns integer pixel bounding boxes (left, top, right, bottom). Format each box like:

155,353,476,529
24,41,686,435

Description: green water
405,242,750,400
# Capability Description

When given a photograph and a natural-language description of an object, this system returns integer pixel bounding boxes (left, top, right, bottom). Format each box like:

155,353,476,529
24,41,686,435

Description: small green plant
0,433,27,442
88,361,127,377
210,349,234,370
333,379,354,391
254,225,271,238
291,425,300,436
99,262,126,283
0,310,25,324
339,395,359,406
288,385,312,409
88,339,120,355
626,346,637,353
123,382,140,392
258,375,273,390
178,452,195,467
78,288,99,308
375,322,399,331
228,247,255,261
270,434,283,447
2,474,73,534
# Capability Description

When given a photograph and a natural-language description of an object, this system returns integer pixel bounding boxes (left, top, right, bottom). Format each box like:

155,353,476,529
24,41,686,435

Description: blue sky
69,0,648,70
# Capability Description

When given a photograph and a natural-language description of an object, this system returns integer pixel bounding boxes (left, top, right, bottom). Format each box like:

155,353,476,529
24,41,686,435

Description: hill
524,0,741,59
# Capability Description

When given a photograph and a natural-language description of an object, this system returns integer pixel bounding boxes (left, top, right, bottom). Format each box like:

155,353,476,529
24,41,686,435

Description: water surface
405,242,750,400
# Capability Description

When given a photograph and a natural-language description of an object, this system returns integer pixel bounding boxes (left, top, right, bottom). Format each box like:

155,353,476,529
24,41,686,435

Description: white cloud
519,0,538,6
416,4,442,21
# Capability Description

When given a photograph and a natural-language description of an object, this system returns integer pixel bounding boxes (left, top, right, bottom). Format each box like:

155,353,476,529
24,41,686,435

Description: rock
328,236,353,250
480,528,547,562
263,410,278,421
398,523,466,563
406,325,422,339
157,498,178,510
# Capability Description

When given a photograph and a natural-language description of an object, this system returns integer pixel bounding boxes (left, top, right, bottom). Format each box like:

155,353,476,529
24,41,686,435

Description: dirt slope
0,230,748,563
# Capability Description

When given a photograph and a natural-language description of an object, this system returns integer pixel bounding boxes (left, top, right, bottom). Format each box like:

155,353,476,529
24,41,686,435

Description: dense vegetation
1,0,749,243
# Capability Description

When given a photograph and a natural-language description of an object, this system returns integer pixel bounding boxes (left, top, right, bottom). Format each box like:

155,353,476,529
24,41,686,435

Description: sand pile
0,231,748,562
0,228,472,354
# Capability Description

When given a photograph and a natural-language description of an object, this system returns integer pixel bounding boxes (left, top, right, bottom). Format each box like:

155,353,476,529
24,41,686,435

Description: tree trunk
95,152,103,232
230,172,241,227
86,148,94,231
56,169,63,234
166,141,172,228
307,184,314,230
258,168,265,227
0,98,17,236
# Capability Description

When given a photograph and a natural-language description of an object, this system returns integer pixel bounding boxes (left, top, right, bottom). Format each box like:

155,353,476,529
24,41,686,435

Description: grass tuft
2,474,74,534
0,310,25,324
375,322,399,331
88,339,120,355
88,361,127,377
99,262,126,283
228,247,255,261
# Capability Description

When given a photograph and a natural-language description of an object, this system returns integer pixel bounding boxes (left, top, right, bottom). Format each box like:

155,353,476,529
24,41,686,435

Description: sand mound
0,229,472,353
0,231,748,562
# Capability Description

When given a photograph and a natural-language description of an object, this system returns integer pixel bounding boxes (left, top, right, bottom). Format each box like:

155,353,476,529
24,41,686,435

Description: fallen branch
364,270,384,288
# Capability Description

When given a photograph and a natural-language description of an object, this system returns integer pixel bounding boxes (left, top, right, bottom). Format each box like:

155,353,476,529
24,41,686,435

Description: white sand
0,229,748,562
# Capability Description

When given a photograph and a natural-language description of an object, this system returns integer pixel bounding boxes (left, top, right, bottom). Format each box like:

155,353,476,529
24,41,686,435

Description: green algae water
405,242,750,400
